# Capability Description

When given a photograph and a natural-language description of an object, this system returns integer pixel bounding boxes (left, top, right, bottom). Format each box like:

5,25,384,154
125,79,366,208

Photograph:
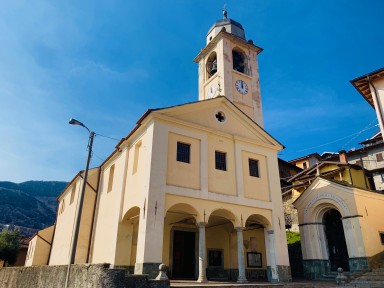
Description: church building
25,12,291,283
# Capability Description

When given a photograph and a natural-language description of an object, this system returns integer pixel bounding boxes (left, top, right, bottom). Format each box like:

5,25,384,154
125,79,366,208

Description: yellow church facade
25,14,291,283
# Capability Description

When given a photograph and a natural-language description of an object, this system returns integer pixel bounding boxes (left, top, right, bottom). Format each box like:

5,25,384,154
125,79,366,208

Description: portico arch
114,206,140,271
204,208,244,281
243,214,271,281
164,203,199,280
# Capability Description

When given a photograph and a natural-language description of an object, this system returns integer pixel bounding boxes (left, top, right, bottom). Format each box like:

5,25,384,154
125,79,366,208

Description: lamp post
65,118,95,288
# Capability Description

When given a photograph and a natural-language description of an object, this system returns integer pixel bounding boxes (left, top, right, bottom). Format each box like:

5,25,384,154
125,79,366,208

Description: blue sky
0,0,383,182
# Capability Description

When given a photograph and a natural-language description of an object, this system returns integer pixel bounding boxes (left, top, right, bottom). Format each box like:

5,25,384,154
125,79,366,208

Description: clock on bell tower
193,10,264,127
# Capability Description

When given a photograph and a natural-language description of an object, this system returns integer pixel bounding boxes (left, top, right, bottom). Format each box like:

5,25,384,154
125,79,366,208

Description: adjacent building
351,67,384,141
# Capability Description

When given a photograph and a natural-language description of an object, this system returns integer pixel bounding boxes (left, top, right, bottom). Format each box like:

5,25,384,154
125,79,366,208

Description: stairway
346,267,384,288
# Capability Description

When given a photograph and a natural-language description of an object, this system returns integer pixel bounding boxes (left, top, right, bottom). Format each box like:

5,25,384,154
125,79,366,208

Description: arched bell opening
206,52,217,79
322,209,349,271
232,48,248,75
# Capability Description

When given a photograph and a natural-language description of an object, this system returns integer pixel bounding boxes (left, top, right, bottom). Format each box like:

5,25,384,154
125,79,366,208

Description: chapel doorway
323,209,349,271
172,230,196,279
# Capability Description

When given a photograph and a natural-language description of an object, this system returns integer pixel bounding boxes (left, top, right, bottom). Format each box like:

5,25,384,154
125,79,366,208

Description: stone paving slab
170,280,341,288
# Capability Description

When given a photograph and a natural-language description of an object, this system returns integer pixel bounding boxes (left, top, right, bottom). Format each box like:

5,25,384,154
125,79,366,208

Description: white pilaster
266,230,279,282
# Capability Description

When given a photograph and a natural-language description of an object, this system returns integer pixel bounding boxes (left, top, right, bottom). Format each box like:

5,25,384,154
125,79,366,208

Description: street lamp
65,118,95,288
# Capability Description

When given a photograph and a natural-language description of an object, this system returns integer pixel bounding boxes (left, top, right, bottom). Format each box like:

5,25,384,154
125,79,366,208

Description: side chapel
25,12,291,283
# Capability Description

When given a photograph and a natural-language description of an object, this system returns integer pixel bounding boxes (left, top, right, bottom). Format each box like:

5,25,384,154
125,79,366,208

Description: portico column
197,222,207,283
236,227,247,283
266,230,279,282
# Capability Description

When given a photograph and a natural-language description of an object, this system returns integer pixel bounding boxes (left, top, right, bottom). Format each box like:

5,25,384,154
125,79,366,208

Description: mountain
0,181,67,236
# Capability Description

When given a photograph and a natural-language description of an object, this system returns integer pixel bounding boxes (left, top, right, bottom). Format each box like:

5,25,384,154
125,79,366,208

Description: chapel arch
305,196,350,224
322,208,349,271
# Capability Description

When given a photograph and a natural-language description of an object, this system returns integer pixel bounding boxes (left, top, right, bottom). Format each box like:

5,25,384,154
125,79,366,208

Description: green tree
0,228,20,266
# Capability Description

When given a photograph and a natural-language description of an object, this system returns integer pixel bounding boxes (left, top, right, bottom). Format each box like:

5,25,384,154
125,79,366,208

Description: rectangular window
177,142,190,163
249,158,260,177
108,164,115,192
215,151,227,171
376,153,383,162
302,162,307,169
208,249,223,267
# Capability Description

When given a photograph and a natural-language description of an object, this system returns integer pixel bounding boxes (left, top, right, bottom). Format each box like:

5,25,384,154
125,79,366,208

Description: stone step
360,272,384,276
347,281,384,288
321,274,337,279
355,275,384,280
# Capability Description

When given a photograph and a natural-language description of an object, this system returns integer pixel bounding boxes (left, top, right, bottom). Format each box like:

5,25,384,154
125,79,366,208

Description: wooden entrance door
172,230,196,279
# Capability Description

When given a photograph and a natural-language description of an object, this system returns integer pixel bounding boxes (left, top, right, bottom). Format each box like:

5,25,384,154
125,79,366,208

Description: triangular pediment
149,97,282,150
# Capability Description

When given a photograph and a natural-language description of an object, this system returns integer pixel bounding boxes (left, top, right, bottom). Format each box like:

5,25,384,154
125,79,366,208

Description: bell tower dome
194,10,264,127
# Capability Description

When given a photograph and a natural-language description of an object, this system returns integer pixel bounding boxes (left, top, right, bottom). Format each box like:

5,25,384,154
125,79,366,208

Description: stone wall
0,263,169,288
283,194,299,232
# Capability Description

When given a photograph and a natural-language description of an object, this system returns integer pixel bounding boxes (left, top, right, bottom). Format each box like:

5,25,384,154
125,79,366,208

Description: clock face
235,80,248,95
207,85,217,98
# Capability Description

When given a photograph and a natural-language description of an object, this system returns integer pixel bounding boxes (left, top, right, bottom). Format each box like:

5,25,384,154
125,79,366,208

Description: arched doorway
323,209,349,271
165,203,199,280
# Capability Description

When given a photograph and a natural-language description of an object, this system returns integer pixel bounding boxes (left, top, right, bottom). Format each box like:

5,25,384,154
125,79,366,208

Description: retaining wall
0,263,169,288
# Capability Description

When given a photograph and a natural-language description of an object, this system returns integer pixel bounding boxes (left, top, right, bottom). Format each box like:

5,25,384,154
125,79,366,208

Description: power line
95,133,120,141
341,119,378,149
279,121,379,156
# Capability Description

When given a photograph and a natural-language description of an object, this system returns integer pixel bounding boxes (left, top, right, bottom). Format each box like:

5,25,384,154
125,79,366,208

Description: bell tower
194,10,264,127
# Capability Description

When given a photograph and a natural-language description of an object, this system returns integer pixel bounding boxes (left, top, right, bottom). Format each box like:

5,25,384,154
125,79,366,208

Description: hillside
0,181,67,236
